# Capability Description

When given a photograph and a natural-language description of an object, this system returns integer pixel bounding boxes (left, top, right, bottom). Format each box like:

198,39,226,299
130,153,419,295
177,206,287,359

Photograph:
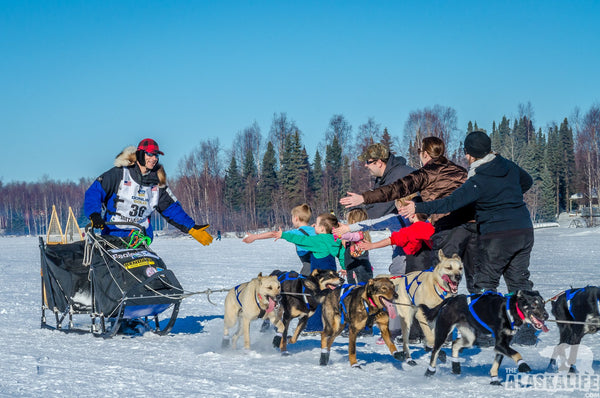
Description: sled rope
546,318,600,326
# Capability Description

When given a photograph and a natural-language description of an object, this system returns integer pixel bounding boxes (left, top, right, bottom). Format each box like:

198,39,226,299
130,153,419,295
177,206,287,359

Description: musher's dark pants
474,228,534,294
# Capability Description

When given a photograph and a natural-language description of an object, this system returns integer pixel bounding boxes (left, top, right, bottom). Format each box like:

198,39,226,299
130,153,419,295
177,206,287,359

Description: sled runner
39,222,183,337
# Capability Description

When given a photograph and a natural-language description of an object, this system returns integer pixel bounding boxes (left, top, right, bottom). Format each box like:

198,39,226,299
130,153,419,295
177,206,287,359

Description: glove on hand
90,213,106,230
189,224,213,246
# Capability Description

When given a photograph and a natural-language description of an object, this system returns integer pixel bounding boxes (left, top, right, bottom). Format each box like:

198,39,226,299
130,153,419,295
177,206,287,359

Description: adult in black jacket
399,131,534,294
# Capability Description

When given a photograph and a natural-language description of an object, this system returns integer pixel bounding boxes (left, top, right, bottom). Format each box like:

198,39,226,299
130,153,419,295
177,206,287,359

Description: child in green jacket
275,212,345,272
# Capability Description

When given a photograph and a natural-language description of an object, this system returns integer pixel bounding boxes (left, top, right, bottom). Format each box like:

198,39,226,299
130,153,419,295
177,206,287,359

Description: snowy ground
1,225,600,397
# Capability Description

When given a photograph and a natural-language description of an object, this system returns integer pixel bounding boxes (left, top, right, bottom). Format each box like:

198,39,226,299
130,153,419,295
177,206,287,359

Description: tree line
1,103,599,236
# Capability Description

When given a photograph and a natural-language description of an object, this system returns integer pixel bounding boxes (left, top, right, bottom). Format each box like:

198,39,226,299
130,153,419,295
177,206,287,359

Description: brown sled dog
222,273,284,350
320,277,400,368
383,249,463,365
270,269,344,354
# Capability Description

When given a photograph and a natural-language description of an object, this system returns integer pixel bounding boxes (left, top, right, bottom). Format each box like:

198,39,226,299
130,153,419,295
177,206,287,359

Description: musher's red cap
137,138,164,155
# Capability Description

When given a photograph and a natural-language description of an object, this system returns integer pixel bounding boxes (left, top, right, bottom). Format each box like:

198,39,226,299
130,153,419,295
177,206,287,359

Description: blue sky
2,1,599,183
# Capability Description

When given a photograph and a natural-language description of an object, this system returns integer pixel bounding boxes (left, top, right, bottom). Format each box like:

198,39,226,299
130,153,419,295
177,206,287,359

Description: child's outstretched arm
242,230,277,243
357,237,391,251
332,223,350,236
337,231,363,242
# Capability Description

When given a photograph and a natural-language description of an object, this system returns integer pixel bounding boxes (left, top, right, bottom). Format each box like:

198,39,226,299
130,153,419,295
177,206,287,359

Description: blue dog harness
276,271,313,310
565,288,585,319
339,283,373,325
395,267,448,305
234,283,267,319
468,291,505,338
468,291,528,338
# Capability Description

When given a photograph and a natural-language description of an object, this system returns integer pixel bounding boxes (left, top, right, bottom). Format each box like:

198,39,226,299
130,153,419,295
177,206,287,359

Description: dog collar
505,296,526,330
515,302,526,321
368,297,377,308
256,293,267,319
434,281,449,300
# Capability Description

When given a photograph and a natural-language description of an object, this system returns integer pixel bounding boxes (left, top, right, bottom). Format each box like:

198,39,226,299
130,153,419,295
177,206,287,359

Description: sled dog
320,277,400,368
381,249,462,364
421,290,548,385
546,286,600,373
222,273,283,350
270,269,344,354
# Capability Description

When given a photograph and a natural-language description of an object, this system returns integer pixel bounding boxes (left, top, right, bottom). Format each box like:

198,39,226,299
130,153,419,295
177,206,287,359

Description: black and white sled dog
547,286,600,373
421,290,549,385
270,269,344,354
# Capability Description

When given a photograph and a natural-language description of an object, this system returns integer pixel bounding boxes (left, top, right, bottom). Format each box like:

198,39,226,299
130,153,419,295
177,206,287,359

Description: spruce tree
545,126,562,215
324,135,343,213
280,131,306,206
492,116,510,156
242,149,258,228
257,141,278,225
311,150,323,206
539,166,556,221
223,155,243,213
559,118,576,212
381,128,394,152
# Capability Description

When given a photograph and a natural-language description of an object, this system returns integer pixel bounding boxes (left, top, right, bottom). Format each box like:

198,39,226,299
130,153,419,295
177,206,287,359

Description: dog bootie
272,334,282,349
260,319,271,333
221,337,231,349
319,351,330,366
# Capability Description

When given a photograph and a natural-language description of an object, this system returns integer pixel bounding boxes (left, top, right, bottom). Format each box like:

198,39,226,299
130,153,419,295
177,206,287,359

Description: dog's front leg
320,330,331,366
242,317,252,350
269,311,286,352
490,353,504,385
415,309,435,348
348,327,360,368
290,315,308,344
567,344,581,373
398,312,416,365
492,334,530,381
376,315,402,362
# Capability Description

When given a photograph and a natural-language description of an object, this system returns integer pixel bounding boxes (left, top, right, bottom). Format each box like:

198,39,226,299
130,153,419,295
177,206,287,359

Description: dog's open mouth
326,282,340,290
379,297,397,319
265,296,277,313
529,314,549,332
442,274,459,294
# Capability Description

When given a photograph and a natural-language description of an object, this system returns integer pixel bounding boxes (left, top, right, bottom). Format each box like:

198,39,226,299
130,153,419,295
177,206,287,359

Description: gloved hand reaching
189,224,213,246
90,212,106,230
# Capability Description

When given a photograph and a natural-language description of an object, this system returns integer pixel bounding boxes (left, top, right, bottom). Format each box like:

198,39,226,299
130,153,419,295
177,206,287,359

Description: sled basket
40,222,183,337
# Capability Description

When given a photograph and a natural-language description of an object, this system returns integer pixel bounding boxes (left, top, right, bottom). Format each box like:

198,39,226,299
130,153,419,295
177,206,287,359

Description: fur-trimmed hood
114,146,167,187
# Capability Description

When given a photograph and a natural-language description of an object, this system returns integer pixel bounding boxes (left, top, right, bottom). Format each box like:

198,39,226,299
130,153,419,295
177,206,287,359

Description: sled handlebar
85,221,147,236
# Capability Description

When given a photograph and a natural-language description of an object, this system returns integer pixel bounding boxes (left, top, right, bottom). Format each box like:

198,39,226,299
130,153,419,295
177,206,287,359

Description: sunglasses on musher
365,159,377,165
145,152,159,158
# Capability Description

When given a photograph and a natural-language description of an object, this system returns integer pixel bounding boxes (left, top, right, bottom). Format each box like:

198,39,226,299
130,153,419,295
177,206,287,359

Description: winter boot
512,324,538,346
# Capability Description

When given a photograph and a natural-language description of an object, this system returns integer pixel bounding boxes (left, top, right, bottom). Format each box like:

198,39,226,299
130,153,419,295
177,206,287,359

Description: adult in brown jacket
340,136,480,293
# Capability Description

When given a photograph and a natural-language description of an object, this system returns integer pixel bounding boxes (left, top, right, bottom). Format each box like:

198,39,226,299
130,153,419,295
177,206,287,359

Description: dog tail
419,299,451,323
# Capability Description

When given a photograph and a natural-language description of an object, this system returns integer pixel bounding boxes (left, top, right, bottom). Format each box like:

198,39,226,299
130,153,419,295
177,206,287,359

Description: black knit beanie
464,131,491,159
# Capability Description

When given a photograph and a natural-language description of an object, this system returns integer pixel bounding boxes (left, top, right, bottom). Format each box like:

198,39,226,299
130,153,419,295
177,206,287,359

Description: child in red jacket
357,212,434,273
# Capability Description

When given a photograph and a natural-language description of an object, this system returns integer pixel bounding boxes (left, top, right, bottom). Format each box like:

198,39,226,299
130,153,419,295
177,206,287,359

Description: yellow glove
189,224,213,246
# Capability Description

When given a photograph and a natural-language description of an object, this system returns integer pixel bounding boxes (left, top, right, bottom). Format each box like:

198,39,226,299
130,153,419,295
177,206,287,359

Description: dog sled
39,222,183,337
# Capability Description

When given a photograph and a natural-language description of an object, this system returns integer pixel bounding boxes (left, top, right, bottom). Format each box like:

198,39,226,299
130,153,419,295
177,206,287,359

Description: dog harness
276,272,313,310
467,291,526,337
565,288,585,319
234,284,267,319
393,267,448,305
551,287,600,320
339,283,367,324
